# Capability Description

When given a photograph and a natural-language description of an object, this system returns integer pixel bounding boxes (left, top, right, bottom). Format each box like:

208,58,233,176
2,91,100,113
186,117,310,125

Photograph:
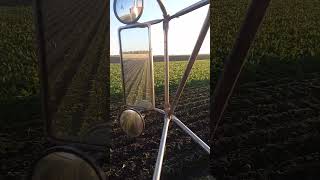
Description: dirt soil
210,59,320,180
107,86,211,180
2,59,320,180
0,86,210,180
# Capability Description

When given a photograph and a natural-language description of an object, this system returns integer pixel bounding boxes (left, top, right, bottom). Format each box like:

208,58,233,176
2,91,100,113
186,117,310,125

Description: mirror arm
143,19,164,25
156,0,168,16
170,0,209,20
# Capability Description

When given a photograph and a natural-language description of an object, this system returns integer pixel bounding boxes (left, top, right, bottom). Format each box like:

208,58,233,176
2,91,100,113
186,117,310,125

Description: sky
110,0,210,55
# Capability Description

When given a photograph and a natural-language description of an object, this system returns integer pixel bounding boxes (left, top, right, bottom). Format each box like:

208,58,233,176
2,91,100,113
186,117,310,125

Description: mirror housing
29,146,106,180
114,0,144,24
120,109,145,137
118,24,155,110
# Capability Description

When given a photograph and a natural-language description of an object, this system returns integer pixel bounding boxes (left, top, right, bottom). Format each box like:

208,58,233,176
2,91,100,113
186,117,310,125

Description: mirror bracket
156,0,168,16
113,0,144,24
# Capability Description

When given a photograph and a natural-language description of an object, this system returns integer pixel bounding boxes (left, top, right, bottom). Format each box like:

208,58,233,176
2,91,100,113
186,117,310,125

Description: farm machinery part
114,0,210,179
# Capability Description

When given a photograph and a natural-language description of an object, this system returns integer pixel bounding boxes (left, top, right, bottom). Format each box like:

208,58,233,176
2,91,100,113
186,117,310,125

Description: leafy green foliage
110,60,210,98
0,6,38,102
211,0,320,64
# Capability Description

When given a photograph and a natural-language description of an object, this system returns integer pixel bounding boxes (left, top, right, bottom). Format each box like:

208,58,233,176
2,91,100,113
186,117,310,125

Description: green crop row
110,60,210,98
0,7,39,101
211,0,320,64
2,0,320,102
0,6,38,102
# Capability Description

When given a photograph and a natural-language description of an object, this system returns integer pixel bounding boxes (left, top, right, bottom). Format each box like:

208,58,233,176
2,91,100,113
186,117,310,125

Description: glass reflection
39,0,110,145
115,0,143,23
120,27,154,109
32,152,100,180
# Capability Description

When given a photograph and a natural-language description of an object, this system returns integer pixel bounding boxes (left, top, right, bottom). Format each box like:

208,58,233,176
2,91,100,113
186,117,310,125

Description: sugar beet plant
211,0,320,68
0,6,38,102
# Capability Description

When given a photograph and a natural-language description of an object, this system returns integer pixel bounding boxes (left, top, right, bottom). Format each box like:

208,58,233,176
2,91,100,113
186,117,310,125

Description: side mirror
118,25,155,110
34,0,110,146
120,109,145,137
114,0,144,24
29,147,106,180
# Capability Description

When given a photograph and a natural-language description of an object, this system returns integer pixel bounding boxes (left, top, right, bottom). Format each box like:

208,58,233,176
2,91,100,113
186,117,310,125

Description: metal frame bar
153,108,210,153
151,111,210,180
172,116,210,154
169,9,210,116
153,0,171,114
119,0,210,114
153,1,210,179
116,1,210,179
170,0,209,19
156,0,168,16
152,115,170,180
163,19,170,113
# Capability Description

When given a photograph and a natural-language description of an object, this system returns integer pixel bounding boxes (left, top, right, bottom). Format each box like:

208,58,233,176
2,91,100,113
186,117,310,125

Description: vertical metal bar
172,116,210,154
169,9,210,116
163,20,170,112
153,116,170,180
147,24,156,109
211,0,271,140
118,28,127,106
155,0,170,113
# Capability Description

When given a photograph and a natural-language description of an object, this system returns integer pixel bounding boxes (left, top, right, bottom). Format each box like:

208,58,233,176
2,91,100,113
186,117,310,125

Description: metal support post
152,116,171,180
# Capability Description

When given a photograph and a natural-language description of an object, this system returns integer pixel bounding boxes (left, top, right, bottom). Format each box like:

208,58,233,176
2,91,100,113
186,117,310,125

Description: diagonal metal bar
170,0,209,20
156,0,168,16
143,18,164,25
153,115,170,180
172,116,210,154
169,9,210,116
210,0,271,141
153,109,210,153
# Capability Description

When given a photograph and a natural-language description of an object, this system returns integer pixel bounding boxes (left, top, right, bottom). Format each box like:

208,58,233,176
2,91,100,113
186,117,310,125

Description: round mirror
30,148,105,180
114,0,144,24
120,109,144,137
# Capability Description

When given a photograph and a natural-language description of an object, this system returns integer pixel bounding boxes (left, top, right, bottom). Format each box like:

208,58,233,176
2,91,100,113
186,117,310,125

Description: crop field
0,4,210,180
121,54,153,107
109,60,210,179
211,0,320,179
0,6,38,102
109,58,210,178
1,1,111,178
111,60,210,98
1,0,320,179
42,0,110,143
